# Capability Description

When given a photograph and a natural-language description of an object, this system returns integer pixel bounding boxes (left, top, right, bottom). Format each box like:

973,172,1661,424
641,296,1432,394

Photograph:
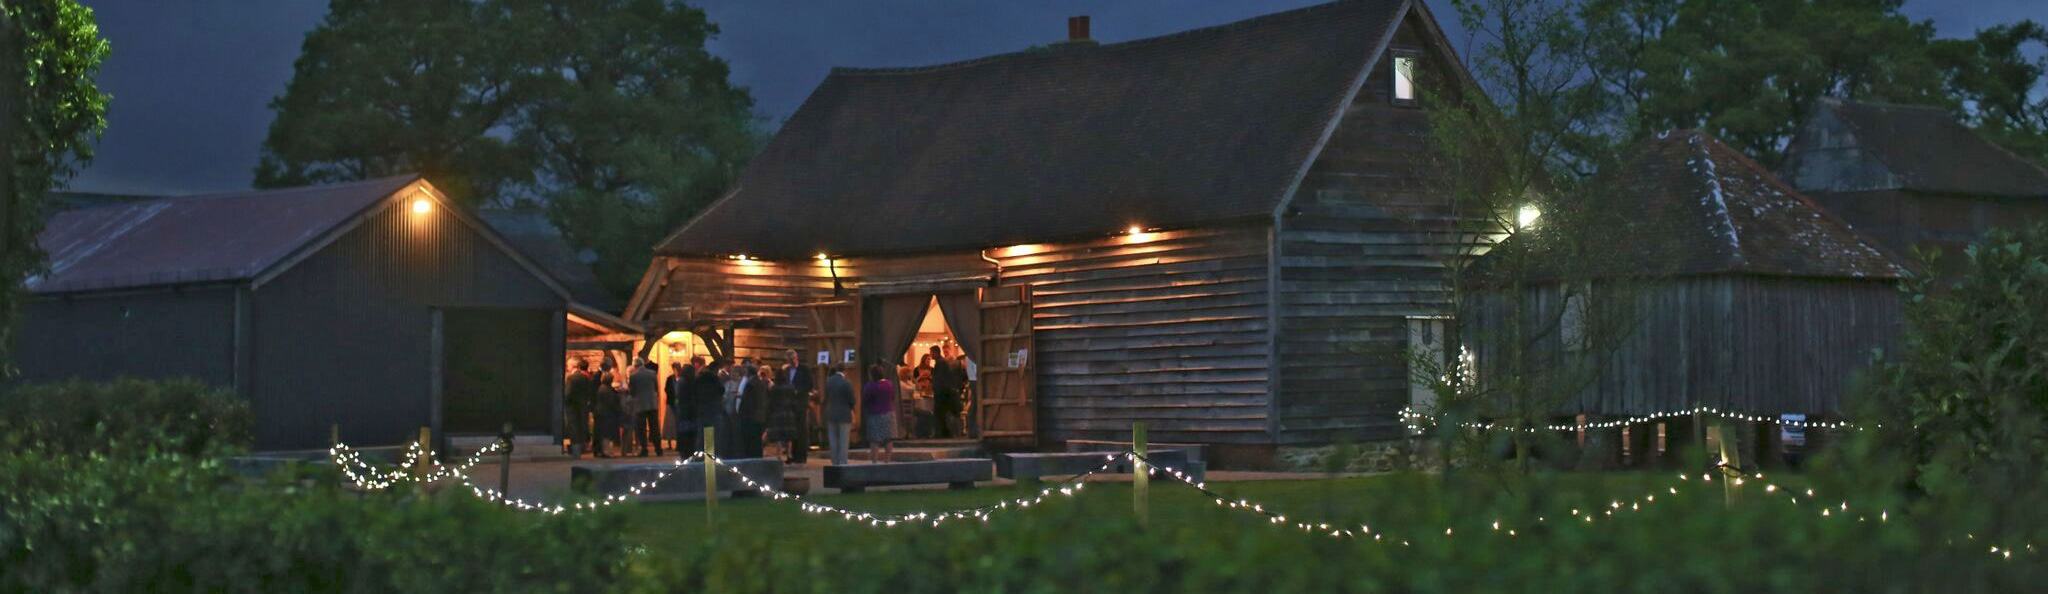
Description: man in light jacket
629,359,661,457
823,365,857,465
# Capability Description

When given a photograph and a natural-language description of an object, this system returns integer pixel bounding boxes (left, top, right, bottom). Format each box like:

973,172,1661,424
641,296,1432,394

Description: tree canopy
257,0,757,300
1,0,110,373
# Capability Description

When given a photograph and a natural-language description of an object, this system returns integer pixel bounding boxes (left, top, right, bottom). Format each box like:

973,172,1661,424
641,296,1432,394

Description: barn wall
251,204,564,450
10,286,238,387
1273,102,1465,444
1807,189,2048,275
1731,276,1900,414
639,224,1278,446
1472,275,1897,416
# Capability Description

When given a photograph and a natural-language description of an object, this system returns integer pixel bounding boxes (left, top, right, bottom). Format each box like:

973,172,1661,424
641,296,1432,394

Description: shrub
0,450,644,592
0,377,252,456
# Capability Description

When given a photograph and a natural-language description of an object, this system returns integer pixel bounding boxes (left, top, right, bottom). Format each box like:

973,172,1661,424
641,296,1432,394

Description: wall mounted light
411,198,433,214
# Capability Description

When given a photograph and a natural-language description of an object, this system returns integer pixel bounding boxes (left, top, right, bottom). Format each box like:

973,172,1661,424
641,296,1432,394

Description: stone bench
1064,440,1208,464
571,457,783,502
822,459,994,493
997,450,1203,483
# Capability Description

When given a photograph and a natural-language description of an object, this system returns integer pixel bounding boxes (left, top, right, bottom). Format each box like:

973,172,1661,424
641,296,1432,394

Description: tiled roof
1822,99,2048,197
659,0,1412,259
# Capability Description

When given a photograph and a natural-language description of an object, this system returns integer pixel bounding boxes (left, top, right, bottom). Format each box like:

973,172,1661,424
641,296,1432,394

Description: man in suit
930,346,963,438
782,349,815,462
823,365,857,465
691,360,728,455
668,359,696,454
563,359,596,456
628,359,661,457
738,365,771,458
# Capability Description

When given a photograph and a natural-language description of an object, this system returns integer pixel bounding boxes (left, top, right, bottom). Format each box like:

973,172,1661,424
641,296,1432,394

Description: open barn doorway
885,296,973,440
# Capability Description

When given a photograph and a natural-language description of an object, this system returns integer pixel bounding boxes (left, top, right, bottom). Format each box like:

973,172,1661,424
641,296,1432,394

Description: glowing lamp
1127,225,1143,235
411,198,432,214
815,253,830,261
1516,205,1540,229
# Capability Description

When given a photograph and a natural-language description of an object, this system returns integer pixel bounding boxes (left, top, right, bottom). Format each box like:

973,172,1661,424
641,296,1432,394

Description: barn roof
479,210,623,313
1496,131,1906,281
31,176,573,299
1819,99,2048,197
659,0,1418,259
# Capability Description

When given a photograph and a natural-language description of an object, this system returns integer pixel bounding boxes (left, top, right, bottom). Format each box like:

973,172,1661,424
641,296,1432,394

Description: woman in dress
862,363,897,463
766,366,802,462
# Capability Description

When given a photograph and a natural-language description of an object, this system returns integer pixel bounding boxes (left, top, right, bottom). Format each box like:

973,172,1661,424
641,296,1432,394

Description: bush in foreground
0,377,251,456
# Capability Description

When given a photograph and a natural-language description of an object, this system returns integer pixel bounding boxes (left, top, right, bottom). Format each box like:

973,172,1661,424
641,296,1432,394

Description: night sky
66,0,2046,195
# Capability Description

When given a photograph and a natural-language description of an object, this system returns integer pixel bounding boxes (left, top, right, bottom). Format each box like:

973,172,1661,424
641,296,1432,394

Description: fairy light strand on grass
707,453,1115,528
329,441,504,490
1399,406,1865,435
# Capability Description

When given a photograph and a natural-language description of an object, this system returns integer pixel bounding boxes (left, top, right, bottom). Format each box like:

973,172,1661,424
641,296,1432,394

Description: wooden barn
1780,99,2048,271
13,176,574,451
623,0,1476,466
1466,131,1907,453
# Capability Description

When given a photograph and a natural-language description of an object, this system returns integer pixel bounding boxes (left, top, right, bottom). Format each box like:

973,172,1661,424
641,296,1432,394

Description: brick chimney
1066,16,1092,43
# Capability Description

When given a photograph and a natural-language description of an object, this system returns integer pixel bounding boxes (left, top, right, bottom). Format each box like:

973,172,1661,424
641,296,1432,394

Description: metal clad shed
13,176,573,450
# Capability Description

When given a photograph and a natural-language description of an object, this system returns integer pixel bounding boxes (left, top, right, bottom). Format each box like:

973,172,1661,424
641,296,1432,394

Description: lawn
616,469,1770,555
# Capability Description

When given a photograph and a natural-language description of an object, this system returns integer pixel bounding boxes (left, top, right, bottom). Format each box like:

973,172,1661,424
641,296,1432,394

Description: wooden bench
997,450,1203,483
822,459,994,493
571,457,783,502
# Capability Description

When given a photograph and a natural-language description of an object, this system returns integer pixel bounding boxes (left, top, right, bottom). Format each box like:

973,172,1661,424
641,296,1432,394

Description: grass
615,469,1783,556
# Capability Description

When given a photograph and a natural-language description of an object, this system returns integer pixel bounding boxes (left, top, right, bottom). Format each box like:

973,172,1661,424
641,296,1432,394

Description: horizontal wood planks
1274,103,1462,443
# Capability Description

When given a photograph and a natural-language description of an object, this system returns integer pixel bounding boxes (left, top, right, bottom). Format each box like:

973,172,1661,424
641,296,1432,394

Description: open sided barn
625,0,1479,466
1467,131,1907,459
13,176,572,450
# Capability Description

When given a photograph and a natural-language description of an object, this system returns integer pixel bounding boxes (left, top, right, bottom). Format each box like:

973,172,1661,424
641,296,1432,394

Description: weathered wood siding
1273,102,1461,444
1475,275,1899,416
638,224,1276,445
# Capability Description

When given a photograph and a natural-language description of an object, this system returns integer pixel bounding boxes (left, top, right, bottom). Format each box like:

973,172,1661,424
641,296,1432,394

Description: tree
0,0,110,374
1932,21,2048,166
258,0,757,299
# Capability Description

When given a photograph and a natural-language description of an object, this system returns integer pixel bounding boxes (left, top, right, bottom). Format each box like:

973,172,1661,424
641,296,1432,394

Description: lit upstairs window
1393,54,1418,103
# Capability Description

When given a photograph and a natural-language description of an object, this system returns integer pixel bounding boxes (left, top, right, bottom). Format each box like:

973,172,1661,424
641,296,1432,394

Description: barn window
1406,316,1449,413
1562,283,1589,352
1392,53,1419,104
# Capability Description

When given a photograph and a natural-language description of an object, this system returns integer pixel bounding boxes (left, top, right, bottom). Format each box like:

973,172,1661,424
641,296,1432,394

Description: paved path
459,450,1359,502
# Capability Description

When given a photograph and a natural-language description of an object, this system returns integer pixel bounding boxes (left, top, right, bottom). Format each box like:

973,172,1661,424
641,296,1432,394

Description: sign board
965,359,978,381
842,349,857,364
816,350,830,365
1006,348,1030,369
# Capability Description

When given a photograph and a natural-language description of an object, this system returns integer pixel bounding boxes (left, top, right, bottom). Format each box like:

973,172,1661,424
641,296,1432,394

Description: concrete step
847,445,983,462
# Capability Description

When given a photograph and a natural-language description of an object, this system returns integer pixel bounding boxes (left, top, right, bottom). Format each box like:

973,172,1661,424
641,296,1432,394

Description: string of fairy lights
324,442,2030,560
328,441,503,489
1398,406,1867,435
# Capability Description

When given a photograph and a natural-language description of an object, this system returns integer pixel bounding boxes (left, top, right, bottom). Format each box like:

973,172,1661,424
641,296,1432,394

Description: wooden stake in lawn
703,426,717,527
417,427,432,479
1715,420,1741,507
499,422,514,495
1133,422,1148,524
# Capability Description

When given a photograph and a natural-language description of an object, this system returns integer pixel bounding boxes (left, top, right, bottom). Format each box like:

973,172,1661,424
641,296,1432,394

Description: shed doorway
439,308,555,437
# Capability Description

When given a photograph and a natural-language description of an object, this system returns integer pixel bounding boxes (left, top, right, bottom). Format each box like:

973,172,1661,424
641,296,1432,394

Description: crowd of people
560,346,972,465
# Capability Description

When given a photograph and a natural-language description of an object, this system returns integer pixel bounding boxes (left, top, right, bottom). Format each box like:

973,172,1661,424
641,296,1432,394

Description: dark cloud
64,0,2035,195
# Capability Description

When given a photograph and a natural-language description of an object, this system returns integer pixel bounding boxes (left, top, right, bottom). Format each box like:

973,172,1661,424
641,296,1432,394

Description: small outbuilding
1467,131,1907,456
13,176,573,450
1779,98,2048,268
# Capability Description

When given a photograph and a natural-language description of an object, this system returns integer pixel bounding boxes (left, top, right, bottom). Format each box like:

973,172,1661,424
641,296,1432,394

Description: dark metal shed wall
10,287,237,387
250,204,564,450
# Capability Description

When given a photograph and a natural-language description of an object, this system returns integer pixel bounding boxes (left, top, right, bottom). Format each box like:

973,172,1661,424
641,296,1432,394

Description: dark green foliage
1845,223,2048,499
0,378,252,456
0,450,642,592
1,0,110,374
257,0,759,299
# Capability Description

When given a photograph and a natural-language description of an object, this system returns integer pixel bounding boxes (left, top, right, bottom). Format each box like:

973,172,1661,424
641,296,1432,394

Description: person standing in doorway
931,346,963,438
691,360,727,456
630,359,661,457
668,359,695,455
593,358,622,458
863,363,897,463
823,364,856,465
782,349,814,463
563,358,595,456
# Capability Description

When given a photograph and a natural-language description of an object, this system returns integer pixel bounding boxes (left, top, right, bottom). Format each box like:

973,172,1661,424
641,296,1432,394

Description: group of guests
559,346,970,465
562,350,819,462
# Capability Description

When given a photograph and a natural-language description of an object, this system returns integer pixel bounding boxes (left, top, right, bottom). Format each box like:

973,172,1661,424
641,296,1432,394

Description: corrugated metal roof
30,175,422,293
659,0,1412,259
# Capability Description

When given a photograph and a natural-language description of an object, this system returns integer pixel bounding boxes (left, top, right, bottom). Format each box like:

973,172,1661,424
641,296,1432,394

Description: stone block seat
571,457,783,502
822,459,994,493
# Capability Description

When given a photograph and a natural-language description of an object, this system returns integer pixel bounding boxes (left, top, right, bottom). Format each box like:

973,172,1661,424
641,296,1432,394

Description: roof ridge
57,174,424,213
829,0,1388,77
1680,131,1745,267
